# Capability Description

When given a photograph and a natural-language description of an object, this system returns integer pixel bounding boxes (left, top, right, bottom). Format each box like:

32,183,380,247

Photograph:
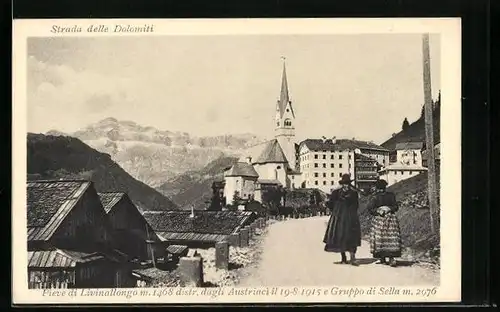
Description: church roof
277,60,295,118
224,162,259,178
238,139,289,165
255,139,288,164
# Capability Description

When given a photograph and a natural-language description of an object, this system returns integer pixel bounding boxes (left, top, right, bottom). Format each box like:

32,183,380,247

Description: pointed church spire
278,57,293,118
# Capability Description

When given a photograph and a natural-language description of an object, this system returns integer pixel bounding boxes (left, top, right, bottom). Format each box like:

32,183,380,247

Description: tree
232,191,241,205
402,117,410,132
207,184,223,211
261,186,283,216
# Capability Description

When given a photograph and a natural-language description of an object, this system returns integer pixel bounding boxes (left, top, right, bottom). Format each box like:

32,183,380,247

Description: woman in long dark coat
367,179,403,267
323,174,362,266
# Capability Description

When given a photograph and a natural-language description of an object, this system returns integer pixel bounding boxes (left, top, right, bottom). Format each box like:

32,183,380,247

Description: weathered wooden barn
142,210,257,248
27,180,134,288
98,192,164,262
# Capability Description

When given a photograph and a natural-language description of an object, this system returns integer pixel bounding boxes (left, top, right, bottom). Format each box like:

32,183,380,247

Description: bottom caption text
41,286,439,300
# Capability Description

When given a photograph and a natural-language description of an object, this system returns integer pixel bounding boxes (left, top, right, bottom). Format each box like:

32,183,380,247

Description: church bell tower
275,58,297,170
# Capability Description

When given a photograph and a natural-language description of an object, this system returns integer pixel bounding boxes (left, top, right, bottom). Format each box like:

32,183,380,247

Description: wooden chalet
27,180,134,288
142,210,257,248
98,192,164,262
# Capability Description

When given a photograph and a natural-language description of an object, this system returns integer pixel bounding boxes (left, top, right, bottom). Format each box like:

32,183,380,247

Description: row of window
392,170,418,175
313,172,345,178
300,153,350,162
308,180,339,186
302,162,351,169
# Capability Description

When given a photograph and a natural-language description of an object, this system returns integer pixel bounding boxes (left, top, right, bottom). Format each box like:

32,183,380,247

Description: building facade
380,141,428,186
378,164,428,186
298,138,389,194
354,153,380,191
274,60,297,171
26,180,134,289
223,160,259,205
98,192,163,262
226,59,301,202
393,142,424,166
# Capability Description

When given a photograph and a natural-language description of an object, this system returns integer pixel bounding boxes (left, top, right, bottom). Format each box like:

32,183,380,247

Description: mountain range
45,118,266,188
27,133,178,212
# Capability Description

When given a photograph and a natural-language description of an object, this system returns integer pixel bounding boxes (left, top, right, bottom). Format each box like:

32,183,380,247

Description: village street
238,216,439,287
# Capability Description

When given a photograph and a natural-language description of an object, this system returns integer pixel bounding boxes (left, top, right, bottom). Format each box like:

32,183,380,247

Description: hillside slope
157,156,239,210
27,133,178,212
359,169,441,260
381,99,441,150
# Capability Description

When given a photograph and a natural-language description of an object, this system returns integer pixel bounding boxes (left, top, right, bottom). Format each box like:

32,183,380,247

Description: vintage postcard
12,18,461,304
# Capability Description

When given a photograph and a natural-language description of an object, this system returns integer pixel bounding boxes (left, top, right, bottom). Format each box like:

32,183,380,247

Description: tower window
286,108,290,112
276,121,280,127
284,119,292,126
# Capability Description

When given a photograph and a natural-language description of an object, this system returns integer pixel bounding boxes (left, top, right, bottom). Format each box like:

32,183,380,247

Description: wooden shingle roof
27,249,105,268
98,192,125,214
27,180,92,241
142,210,256,236
166,245,189,255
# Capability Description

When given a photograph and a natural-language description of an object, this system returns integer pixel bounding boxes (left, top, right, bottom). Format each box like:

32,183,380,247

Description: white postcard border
12,18,462,304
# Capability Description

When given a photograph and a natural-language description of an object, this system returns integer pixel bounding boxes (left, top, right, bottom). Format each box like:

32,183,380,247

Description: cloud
27,56,136,132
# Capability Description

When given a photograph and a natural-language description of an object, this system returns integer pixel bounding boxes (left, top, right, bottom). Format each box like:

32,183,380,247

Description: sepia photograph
12,18,461,304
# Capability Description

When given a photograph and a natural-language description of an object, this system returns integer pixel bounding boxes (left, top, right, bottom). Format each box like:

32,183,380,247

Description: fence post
215,241,229,270
228,233,240,247
179,253,204,287
239,228,249,247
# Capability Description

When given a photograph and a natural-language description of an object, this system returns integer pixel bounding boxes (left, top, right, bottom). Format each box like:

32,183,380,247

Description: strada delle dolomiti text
50,24,155,34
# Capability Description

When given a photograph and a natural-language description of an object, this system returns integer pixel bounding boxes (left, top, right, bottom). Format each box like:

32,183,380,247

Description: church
223,60,301,205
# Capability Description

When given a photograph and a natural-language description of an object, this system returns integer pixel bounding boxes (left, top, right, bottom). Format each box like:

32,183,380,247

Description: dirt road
238,216,439,287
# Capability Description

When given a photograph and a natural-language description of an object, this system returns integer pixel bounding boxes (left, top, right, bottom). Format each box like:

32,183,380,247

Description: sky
27,34,440,144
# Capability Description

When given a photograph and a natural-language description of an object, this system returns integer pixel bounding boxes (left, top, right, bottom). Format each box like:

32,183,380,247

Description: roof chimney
189,205,195,218
321,136,327,143
246,156,252,164
332,136,337,144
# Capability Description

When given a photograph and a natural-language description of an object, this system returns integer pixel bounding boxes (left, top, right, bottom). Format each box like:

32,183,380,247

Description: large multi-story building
297,138,389,194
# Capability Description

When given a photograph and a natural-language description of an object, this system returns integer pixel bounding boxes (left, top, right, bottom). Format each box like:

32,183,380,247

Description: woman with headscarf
323,174,362,266
367,179,403,267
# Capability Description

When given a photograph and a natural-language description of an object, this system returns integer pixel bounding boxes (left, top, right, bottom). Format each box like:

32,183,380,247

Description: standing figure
367,179,403,267
323,174,362,266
